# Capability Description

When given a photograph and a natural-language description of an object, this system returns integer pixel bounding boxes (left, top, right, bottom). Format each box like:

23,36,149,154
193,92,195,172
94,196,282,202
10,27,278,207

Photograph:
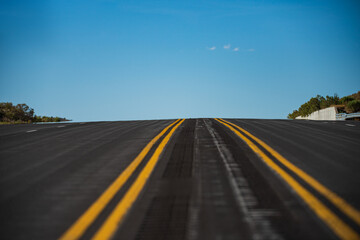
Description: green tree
320,94,340,109
0,102,16,121
297,95,322,117
1,102,69,123
289,93,344,118
14,104,34,121
287,110,300,119
340,96,354,104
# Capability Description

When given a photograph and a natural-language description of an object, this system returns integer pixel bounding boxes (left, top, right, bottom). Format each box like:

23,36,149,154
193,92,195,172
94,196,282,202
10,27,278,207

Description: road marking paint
216,118,360,240
346,124,355,127
218,118,360,227
26,130,37,133
59,119,181,240
92,119,185,240
57,126,65,128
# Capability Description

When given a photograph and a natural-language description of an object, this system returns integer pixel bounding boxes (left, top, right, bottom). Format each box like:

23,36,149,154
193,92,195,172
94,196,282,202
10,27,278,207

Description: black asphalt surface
0,119,359,240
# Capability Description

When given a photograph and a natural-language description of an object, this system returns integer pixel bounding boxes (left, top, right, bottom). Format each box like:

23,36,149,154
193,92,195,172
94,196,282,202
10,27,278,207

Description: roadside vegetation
0,102,70,124
288,91,360,119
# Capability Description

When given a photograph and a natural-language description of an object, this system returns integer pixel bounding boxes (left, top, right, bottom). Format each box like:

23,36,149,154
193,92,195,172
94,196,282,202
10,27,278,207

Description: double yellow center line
215,118,360,240
60,119,184,240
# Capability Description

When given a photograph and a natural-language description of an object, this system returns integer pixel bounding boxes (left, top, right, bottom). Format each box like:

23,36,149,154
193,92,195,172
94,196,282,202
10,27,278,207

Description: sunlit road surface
1,119,360,240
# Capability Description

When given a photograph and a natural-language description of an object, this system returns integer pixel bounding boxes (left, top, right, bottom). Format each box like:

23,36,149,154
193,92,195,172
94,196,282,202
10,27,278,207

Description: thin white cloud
206,46,254,52
224,44,231,49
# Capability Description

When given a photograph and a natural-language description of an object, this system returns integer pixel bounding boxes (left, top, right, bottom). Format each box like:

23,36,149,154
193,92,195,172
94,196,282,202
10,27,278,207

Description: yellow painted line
215,118,360,240
218,118,360,227
59,119,181,240
92,119,185,240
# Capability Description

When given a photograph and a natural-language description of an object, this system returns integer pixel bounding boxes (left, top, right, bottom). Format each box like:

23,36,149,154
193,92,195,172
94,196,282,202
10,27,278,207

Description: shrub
345,100,360,113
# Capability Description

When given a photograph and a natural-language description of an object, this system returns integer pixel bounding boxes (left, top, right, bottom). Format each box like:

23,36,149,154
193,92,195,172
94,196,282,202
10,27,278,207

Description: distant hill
0,102,70,124
288,91,360,119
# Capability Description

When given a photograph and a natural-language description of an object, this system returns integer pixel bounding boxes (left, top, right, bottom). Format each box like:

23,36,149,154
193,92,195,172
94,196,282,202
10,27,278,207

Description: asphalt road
0,119,359,240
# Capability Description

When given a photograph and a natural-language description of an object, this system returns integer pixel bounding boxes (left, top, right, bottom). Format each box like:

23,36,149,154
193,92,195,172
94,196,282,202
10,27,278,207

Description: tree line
288,91,360,119
0,102,70,123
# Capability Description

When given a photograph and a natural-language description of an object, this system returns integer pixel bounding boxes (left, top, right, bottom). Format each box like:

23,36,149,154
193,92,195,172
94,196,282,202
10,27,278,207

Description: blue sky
1,0,360,121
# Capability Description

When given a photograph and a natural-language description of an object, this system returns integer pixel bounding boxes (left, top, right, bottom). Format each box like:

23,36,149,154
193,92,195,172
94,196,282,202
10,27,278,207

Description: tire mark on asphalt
204,119,282,240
